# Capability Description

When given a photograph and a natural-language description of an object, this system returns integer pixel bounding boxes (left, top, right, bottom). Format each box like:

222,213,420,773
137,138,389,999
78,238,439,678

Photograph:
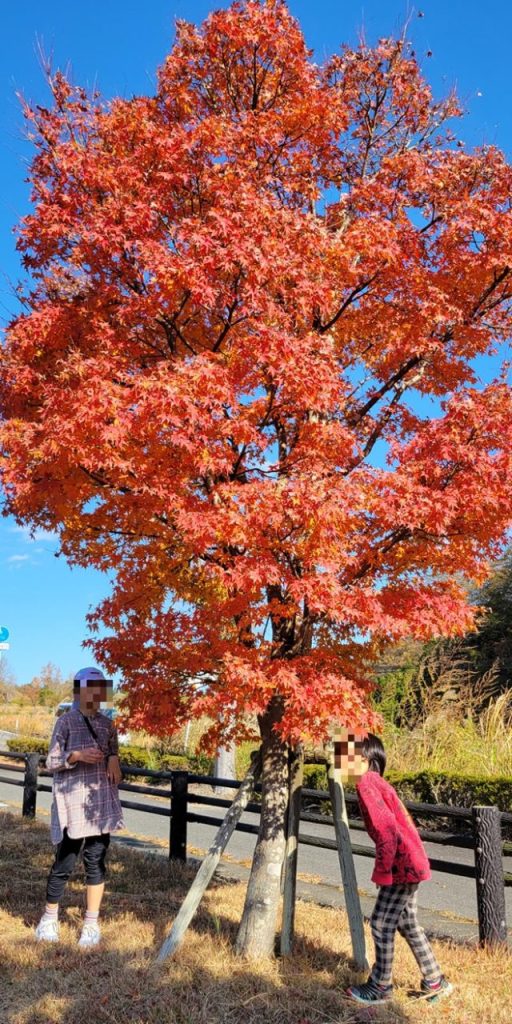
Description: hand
69,747,104,764
107,755,122,785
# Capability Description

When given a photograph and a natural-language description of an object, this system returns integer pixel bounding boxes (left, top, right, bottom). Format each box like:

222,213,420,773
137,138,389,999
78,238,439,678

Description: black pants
46,829,110,903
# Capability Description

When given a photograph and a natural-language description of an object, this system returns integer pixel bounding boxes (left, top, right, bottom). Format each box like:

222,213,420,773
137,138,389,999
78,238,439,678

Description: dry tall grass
0,704,212,754
2,694,512,779
0,811,509,1024
383,694,512,777
0,707,54,738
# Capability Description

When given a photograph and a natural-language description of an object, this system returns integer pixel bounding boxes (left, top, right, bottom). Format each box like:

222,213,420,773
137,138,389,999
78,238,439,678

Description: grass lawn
0,811,510,1024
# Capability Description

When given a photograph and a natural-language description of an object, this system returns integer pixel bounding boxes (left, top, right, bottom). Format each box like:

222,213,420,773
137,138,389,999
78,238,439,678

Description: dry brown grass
0,707,55,738
0,811,509,1024
383,694,512,777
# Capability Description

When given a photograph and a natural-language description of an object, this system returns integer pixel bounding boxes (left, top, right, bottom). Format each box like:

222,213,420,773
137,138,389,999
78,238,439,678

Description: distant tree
375,551,512,722
471,549,512,691
0,657,17,703
32,662,72,707
11,663,72,708
16,680,41,707
372,638,425,725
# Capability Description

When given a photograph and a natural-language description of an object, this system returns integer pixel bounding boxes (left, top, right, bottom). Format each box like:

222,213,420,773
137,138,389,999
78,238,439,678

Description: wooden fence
0,749,510,945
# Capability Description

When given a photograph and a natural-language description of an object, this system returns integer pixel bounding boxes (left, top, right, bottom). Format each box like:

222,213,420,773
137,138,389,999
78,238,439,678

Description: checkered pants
370,884,441,986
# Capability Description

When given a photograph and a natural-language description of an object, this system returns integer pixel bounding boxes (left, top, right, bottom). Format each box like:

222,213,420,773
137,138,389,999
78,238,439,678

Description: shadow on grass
0,811,412,1024
0,938,412,1024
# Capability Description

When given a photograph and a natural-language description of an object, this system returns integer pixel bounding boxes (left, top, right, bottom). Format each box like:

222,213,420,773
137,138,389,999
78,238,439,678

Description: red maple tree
2,1,512,954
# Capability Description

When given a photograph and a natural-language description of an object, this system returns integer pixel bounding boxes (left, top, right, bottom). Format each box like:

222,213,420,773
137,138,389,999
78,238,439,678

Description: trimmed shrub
6,737,49,756
301,763,512,816
158,752,214,775
385,769,512,815
117,744,156,771
157,754,190,772
303,764,329,791
188,752,215,775
6,738,510,817
5,736,213,778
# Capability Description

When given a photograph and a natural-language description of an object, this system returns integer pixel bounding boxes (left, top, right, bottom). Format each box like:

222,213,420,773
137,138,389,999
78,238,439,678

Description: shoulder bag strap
79,711,99,743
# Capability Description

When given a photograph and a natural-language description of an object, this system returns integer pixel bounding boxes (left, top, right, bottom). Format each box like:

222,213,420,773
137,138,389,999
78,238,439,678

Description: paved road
1,758,510,940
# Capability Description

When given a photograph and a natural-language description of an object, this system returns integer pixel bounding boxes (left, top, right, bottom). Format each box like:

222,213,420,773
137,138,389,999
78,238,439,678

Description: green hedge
5,737,49,756
384,769,512,815
301,763,512,815
5,737,213,777
231,752,512,815
5,737,510,813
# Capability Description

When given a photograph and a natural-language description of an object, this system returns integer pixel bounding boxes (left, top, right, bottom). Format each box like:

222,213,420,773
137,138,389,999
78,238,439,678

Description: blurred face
333,729,369,782
77,681,112,714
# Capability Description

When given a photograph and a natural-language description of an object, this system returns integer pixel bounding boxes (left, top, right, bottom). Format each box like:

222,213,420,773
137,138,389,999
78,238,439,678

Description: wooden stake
472,805,507,946
169,771,188,861
156,750,262,963
22,753,39,819
280,745,304,955
327,762,368,971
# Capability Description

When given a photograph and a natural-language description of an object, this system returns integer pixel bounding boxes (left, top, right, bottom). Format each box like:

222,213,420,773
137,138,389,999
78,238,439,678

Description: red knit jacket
356,769,431,886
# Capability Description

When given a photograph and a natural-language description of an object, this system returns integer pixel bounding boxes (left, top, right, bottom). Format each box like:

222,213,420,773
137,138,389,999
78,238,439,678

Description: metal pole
214,741,237,797
183,720,191,753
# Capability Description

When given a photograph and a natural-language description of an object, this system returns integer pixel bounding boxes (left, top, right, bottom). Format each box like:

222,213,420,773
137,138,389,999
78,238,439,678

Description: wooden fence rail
0,748,510,946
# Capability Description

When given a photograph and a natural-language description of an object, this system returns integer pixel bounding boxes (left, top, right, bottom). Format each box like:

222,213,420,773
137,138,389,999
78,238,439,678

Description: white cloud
7,554,30,563
10,526,59,544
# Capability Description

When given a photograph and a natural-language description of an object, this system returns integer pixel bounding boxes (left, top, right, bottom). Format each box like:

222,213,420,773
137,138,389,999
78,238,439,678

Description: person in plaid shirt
340,732,453,1006
35,667,124,948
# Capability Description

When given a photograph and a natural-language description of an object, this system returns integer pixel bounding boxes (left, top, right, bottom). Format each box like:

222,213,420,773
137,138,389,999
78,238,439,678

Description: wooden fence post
157,751,262,963
170,771,188,861
472,805,507,946
22,753,40,818
280,745,304,956
328,762,368,971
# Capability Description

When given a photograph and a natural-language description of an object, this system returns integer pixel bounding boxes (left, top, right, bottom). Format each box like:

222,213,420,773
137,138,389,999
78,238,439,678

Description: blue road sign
0,627,9,643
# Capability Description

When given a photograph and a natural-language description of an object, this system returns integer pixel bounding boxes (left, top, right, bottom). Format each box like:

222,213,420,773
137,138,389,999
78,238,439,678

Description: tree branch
347,354,424,427
317,271,381,335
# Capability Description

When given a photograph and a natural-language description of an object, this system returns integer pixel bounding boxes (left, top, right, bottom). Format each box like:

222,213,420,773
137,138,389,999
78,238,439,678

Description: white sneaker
78,922,101,948
35,917,60,942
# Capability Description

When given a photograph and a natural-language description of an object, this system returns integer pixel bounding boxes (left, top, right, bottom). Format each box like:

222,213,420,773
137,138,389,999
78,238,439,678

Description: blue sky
1,1,511,684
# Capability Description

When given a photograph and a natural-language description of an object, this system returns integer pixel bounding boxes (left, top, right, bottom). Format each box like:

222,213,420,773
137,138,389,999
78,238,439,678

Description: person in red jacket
343,733,453,1006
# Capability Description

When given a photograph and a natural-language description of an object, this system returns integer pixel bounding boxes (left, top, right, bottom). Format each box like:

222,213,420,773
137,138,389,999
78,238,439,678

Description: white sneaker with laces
78,922,101,948
35,917,60,942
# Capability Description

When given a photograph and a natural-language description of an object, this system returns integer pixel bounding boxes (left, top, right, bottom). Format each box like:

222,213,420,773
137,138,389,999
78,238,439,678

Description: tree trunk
235,697,288,958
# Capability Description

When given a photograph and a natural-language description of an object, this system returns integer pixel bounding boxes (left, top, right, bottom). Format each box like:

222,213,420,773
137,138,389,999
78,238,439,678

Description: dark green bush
119,747,213,780
157,752,214,775
385,769,512,814
6,737,510,816
303,764,328,791
6,737,49,756
301,763,512,815
188,752,215,775
6,737,212,775
117,744,154,770
156,753,190,772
